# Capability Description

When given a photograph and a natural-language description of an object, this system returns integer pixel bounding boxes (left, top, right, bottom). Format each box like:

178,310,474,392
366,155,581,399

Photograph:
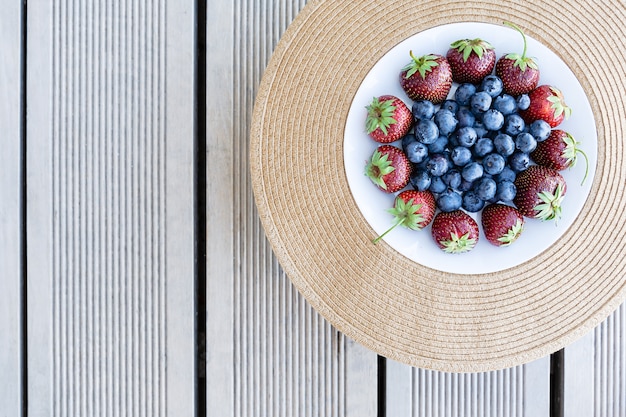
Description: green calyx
372,198,424,244
497,219,524,245
365,149,395,190
561,132,590,185
402,51,439,79
450,38,494,62
365,97,397,135
534,183,565,222
503,21,538,71
548,87,572,120
441,231,477,254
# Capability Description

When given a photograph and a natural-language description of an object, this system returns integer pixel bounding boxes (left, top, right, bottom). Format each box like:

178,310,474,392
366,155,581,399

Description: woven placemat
250,0,626,372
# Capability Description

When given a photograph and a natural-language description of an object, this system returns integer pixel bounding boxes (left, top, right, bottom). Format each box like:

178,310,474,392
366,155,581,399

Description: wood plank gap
378,356,386,417
550,350,564,417
20,0,28,415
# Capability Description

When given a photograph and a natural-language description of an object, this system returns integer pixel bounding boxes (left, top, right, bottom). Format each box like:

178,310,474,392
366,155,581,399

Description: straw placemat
250,0,626,372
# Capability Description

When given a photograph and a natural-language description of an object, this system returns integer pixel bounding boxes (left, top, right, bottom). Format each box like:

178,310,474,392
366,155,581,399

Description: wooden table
1,0,624,415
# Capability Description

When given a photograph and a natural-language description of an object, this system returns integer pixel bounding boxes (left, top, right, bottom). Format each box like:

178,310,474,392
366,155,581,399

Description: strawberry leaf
534,183,565,222
562,133,590,185
365,150,395,190
403,51,439,79
441,232,477,254
372,198,424,244
365,97,398,135
497,219,524,245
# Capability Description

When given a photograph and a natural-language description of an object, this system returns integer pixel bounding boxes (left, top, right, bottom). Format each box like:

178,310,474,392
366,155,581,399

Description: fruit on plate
365,145,412,193
495,21,540,96
372,190,436,244
365,95,413,143
431,210,479,253
399,52,452,104
531,129,589,184
513,165,567,221
519,85,571,127
481,203,525,246
446,38,496,83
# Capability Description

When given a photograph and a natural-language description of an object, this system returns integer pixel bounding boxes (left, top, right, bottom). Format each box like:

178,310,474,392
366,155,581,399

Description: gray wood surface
25,0,196,415
0,1,23,415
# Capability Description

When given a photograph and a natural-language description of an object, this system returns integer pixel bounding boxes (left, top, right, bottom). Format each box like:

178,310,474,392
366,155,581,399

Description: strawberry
446,38,496,84
513,165,567,221
519,85,572,127
495,22,539,96
365,145,412,193
431,210,479,254
399,52,452,104
365,95,413,143
531,129,589,184
372,190,436,244
481,203,525,246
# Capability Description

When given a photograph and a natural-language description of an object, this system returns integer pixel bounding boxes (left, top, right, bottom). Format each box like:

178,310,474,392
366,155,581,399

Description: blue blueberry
503,114,526,137
415,119,439,144
433,109,458,136
474,177,497,201
443,169,462,190
412,100,435,121
410,169,431,191
474,137,494,158
455,107,476,128
455,83,477,106
462,191,485,213
462,161,484,182
437,189,463,212
492,94,517,115
401,133,417,151
516,94,531,111
495,166,516,183
508,151,530,172
428,135,448,154
470,91,492,115
480,75,504,97
459,179,474,192
426,153,449,177
482,153,506,175
472,120,488,139
493,133,515,156
496,180,517,202
456,126,478,147
515,132,537,153
451,146,473,167
405,141,429,163
529,119,552,142
429,175,447,193
482,109,505,131
441,99,459,114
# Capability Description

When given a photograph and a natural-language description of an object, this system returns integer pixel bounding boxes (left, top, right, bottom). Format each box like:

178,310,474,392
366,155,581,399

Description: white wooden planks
205,0,379,415
26,0,196,415
0,0,23,415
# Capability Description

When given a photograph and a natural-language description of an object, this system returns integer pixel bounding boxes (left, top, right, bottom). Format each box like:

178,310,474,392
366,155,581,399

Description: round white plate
344,22,597,274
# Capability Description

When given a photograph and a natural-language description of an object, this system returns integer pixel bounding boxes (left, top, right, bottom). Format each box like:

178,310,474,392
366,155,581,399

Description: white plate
344,22,597,274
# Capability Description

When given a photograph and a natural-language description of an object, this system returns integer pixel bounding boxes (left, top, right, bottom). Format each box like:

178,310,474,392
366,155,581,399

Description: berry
410,169,431,191
372,190,437,244
530,129,589,184
482,109,505,131
426,153,450,176
456,126,478,147
437,189,463,212
469,91,492,115
529,119,551,142
519,85,571,127
513,165,567,221
503,113,525,137
462,191,485,212
366,95,413,143
433,109,458,136
474,177,497,200
516,94,530,110
400,52,453,104
412,100,436,120
447,38,496,83
431,210,479,253
496,180,517,202
454,83,477,106
481,203,525,246
474,137,495,158
493,133,516,156
496,166,517,183
462,161,484,182
495,22,540,96
515,132,537,153
443,169,462,189
415,119,440,144
451,146,473,166
441,99,459,113
480,75,504,97
428,136,449,153
492,94,517,115
429,176,447,193
508,151,530,172
404,140,429,163
365,145,412,192
482,153,506,175
456,107,476,128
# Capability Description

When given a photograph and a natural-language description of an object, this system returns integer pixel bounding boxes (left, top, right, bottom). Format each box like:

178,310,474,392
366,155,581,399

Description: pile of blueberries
401,75,551,213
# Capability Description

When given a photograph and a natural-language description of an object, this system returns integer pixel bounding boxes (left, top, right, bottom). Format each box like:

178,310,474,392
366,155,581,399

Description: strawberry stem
504,21,527,59
578,148,590,186
372,217,405,244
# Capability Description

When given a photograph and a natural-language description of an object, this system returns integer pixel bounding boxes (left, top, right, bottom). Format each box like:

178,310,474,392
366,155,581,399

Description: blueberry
474,137,494,158
482,153,506,175
410,169,432,191
405,141,429,163
401,133,417,151
474,177,497,201
495,166,516,183
456,107,476,128
496,180,517,202
503,114,526,137
480,75,504,97
492,94,517,115
462,191,485,213
515,132,537,153
470,91,492,115
428,136,449,153
412,100,435,121
426,153,449,177
482,109,505,131
454,83,477,106
493,133,516,156
441,99,459,114
462,161,484,182
508,151,530,172
429,175,447,193
415,119,439,144
437,189,463,212
456,126,478,147
516,94,531,111
459,179,475,192
433,109,458,136
529,120,552,142
443,169,462,189
451,146,473,167
472,120,488,139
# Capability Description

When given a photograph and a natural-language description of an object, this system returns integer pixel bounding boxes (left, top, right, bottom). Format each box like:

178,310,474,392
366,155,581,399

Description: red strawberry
481,203,525,246
399,52,452,104
446,38,496,84
531,129,589,184
365,95,413,143
372,190,436,244
365,145,412,193
495,22,540,96
431,210,479,254
513,165,567,221
519,85,572,127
